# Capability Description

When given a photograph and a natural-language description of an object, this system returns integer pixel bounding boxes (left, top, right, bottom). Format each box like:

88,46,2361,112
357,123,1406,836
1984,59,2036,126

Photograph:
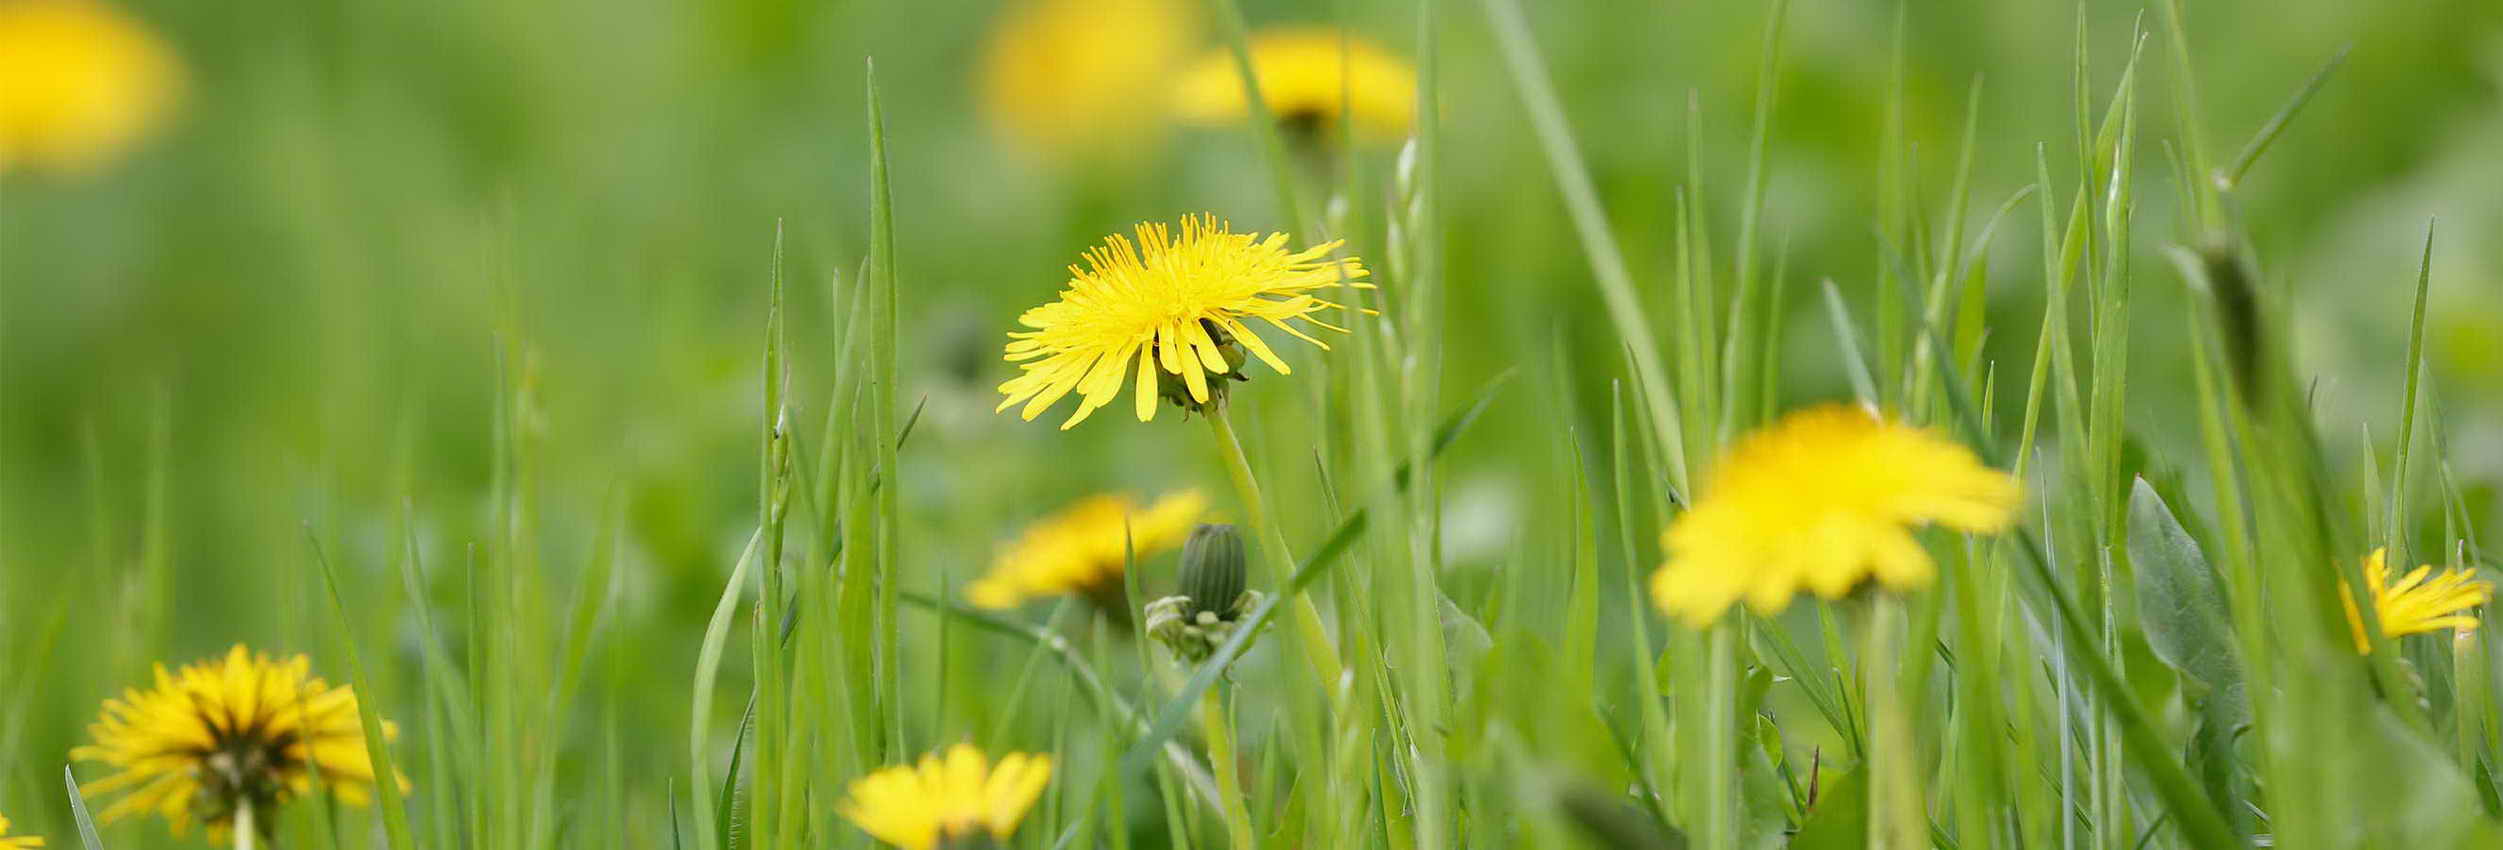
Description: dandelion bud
1146,523,1264,663
1179,523,1248,618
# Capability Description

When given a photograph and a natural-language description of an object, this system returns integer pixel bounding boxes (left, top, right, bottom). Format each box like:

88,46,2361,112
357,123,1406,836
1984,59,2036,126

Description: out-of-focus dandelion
1172,27,1417,142
976,0,1198,162
0,812,41,849
0,0,179,175
71,645,406,846
1650,404,2021,627
968,489,1207,616
2343,547,2491,654
994,214,1369,429
837,744,1052,850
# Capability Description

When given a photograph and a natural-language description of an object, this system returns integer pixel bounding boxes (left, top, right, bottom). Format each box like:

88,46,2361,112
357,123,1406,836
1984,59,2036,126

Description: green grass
7,0,2503,848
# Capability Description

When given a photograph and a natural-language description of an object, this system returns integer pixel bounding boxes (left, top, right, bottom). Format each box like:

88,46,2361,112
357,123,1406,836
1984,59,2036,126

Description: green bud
1145,523,1263,665
1178,523,1247,620
1154,320,1251,416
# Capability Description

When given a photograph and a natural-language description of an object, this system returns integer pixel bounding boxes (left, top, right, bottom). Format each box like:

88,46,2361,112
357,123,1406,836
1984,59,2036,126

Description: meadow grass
5,0,2503,849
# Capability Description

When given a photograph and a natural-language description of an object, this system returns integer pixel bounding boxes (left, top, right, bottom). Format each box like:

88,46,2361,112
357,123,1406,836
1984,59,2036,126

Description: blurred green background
5,0,2501,844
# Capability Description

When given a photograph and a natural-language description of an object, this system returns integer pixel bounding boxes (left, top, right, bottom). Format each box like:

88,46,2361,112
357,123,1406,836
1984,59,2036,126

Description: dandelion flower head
1173,27,1418,141
71,645,405,841
0,0,180,174
838,744,1053,850
996,214,1369,429
2343,547,2490,654
0,812,40,849
977,0,1198,160
969,490,1206,610
1651,404,2020,627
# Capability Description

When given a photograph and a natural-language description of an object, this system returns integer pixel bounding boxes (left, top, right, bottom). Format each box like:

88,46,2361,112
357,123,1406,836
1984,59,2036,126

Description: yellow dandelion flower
71,645,407,842
0,0,180,174
0,812,42,849
1650,404,2021,627
2343,548,2491,654
838,744,1052,850
969,490,1207,611
977,0,1198,160
1173,27,1418,141
996,214,1370,429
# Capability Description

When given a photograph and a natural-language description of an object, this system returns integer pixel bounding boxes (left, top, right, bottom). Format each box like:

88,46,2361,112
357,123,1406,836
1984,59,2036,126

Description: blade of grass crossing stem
1479,0,1689,491
1123,376,1505,773
305,531,417,849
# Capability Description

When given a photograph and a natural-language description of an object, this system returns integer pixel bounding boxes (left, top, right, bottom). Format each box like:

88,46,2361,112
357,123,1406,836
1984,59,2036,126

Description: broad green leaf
2127,477,2241,693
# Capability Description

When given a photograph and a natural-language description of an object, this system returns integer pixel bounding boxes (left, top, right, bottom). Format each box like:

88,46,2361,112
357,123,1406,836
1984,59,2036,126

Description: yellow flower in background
1651,404,2020,627
2343,548,2491,654
0,0,180,174
977,0,1198,160
996,214,1369,429
1173,27,1418,141
970,490,1207,611
0,812,41,849
71,645,406,841
838,744,1053,850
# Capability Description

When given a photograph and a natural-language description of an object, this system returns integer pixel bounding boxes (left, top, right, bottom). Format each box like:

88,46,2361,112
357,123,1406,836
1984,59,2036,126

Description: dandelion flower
969,490,1206,612
1173,27,1418,141
2343,548,2491,654
71,645,406,842
977,0,1197,160
996,214,1369,429
0,812,41,849
1650,404,2020,627
0,0,180,174
838,744,1053,850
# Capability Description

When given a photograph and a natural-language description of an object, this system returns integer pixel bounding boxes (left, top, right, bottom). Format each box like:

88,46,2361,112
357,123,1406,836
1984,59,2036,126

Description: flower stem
1205,406,1343,682
1864,596,1924,850
233,798,256,850
1199,688,1257,849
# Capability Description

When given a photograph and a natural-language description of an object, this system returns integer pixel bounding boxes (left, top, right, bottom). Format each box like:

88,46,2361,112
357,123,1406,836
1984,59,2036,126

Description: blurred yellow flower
1651,404,2020,627
0,0,180,174
1173,27,1417,141
977,0,1198,160
71,645,406,842
970,490,1207,611
996,214,1369,429
838,744,1052,850
2343,547,2491,654
0,812,40,849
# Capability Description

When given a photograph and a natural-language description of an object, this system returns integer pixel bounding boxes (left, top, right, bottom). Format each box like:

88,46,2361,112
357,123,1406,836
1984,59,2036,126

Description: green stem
1864,596,1924,850
1200,689,1257,849
234,797,257,850
1207,407,1344,682
1703,623,1738,850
